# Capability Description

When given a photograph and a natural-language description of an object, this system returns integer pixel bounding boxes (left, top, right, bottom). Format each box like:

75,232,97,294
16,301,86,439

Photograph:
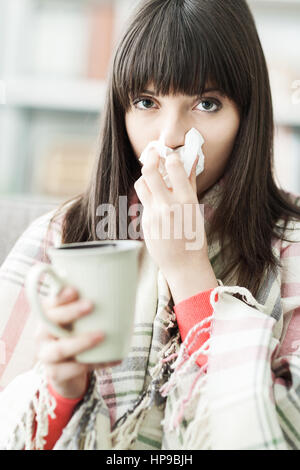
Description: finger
141,149,171,203
34,325,56,362
46,361,89,384
189,155,199,194
88,360,123,371
46,297,94,325
43,286,79,310
165,153,194,201
134,176,151,207
35,324,55,343
38,331,105,364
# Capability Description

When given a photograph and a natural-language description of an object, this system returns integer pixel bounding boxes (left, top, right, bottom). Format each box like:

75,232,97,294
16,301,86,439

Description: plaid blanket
0,181,300,450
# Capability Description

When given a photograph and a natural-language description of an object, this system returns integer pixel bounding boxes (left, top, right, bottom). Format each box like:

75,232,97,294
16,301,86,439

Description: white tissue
139,128,205,189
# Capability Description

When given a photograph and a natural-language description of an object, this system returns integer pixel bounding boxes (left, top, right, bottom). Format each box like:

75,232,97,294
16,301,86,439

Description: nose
159,121,189,151
160,114,192,150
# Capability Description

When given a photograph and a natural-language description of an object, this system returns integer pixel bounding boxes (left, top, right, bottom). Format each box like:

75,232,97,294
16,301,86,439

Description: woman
0,0,300,450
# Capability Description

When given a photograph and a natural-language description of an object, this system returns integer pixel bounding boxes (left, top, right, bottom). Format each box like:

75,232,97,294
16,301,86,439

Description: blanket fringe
5,363,56,450
158,284,267,450
210,285,269,314
58,372,105,450
26,365,56,450
109,331,181,450
160,316,212,399
158,311,214,450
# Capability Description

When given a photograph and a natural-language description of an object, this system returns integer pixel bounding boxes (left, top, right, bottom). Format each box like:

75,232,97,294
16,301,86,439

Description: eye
131,96,222,112
195,98,221,113
133,97,156,110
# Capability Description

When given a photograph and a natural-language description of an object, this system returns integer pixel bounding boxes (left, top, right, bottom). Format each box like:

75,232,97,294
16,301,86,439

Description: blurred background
0,0,299,204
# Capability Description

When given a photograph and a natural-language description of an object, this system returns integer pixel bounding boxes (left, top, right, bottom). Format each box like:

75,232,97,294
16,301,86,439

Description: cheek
197,120,239,188
125,112,135,145
204,136,234,170
125,112,149,159
203,113,239,170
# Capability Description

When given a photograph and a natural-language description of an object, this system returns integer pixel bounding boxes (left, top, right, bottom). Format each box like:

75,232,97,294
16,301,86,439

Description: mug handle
25,262,72,338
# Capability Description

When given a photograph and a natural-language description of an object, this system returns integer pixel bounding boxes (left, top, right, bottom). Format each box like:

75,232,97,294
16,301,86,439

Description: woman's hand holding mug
26,240,142,399
35,285,122,399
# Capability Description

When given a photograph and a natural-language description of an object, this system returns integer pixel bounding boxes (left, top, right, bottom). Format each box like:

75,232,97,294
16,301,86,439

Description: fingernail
91,332,105,342
61,286,76,300
80,299,93,309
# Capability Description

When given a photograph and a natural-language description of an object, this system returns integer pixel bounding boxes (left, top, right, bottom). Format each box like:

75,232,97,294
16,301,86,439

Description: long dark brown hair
48,0,300,298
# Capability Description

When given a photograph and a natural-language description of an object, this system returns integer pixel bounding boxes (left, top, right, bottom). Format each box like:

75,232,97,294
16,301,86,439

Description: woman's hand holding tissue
134,148,218,303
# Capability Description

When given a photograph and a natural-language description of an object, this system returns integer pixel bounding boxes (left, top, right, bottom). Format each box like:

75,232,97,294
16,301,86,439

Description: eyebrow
142,88,225,97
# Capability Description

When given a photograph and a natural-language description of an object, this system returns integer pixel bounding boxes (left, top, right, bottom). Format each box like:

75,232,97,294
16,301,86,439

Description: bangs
113,0,244,112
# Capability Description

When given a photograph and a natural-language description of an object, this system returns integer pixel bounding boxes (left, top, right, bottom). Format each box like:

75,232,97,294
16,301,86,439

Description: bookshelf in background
26,109,99,198
249,0,300,195
0,0,139,199
0,0,299,199
28,0,116,80
87,2,115,81
273,127,300,196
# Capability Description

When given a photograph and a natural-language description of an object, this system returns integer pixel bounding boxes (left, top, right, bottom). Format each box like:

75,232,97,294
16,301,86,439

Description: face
125,82,240,200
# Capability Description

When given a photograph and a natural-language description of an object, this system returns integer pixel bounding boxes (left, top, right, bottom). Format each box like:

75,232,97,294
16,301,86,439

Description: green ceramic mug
25,240,143,363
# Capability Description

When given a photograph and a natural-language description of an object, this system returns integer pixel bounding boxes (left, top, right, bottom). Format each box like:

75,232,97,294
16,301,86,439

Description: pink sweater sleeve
32,382,85,450
173,288,218,367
